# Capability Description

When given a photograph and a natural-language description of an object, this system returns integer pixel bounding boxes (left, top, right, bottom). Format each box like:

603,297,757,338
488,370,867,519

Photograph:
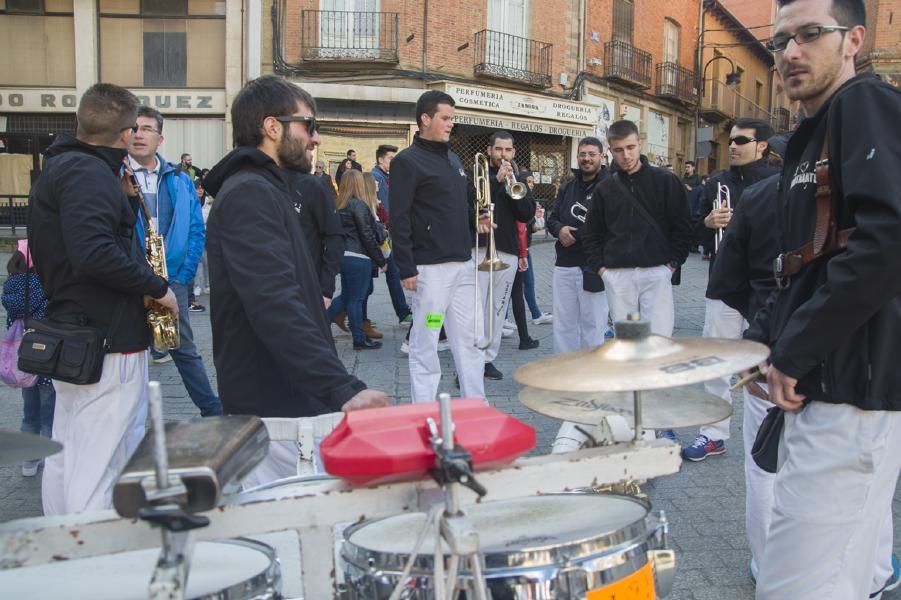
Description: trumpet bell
507,180,528,200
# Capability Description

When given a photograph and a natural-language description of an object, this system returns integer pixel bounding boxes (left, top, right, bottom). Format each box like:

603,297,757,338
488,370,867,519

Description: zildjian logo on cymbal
552,397,628,415
659,355,725,374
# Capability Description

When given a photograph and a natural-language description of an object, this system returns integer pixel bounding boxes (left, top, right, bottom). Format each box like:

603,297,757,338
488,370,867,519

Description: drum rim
341,493,654,574
193,538,282,599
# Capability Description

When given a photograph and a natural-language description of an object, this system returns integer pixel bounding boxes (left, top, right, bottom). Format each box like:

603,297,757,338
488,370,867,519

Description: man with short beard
203,76,388,485
746,0,901,597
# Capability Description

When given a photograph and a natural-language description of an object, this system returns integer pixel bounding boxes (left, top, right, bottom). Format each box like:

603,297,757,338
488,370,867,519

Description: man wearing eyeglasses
27,84,178,514
203,75,389,485
744,1,901,598
682,118,779,462
127,106,222,419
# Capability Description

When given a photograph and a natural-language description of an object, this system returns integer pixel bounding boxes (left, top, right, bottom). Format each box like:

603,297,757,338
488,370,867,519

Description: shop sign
442,83,598,125
453,111,592,138
0,88,226,114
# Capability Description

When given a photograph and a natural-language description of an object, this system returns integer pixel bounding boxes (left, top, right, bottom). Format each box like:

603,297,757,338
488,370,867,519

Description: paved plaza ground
0,240,898,599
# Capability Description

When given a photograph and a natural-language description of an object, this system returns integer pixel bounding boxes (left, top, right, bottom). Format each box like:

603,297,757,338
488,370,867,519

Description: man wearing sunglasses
203,75,388,486
682,118,779,463
743,1,901,598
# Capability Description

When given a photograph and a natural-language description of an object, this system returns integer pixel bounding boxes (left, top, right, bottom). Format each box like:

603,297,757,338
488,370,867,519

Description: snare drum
341,494,674,599
0,538,281,600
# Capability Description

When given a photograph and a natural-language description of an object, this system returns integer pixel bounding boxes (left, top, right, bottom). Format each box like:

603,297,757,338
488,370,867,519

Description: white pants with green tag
409,260,486,403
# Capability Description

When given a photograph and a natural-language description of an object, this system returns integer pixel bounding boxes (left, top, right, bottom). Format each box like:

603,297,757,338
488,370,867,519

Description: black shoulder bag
18,197,125,385
611,173,682,285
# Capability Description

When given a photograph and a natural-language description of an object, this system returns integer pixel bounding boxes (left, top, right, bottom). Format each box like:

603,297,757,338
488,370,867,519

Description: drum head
345,494,650,569
0,539,279,599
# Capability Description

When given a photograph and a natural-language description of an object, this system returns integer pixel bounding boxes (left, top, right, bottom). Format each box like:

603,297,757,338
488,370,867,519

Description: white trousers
602,265,674,336
42,351,149,515
474,248,518,363
700,299,747,441
742,384,775,580
757,402,901,599
551,266,609,354
409,261,486,403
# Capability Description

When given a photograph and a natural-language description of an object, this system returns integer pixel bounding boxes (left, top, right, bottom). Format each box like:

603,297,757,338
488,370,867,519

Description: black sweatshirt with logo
389,135,476,279
545,171,607,268
746,74,901,411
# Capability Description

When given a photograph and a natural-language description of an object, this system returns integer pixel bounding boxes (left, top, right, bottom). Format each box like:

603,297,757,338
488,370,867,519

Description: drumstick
730,366,765,391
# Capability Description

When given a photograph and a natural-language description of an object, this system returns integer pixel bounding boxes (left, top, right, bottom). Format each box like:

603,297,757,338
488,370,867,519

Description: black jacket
707,175,780,321
546,171,606,267
203,147,366,417
697,159,780,256
747,73,901,411
339,197,387,268
389,134,476,279
293,172,343,299
475,167,536,256
583,156,692,272
335,160,363,185
28,134,168,353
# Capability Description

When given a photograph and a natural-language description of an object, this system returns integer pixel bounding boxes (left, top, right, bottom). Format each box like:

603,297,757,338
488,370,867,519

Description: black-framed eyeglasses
729,136,757,146
766,24,850,52
274,115,318,135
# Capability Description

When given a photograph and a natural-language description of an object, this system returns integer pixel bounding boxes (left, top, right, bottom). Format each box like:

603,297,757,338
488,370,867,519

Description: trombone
714,182,732,253
473,153,508,350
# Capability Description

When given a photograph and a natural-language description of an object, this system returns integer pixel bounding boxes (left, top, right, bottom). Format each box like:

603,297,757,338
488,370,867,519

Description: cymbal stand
388,393,490,600
139,381,209,600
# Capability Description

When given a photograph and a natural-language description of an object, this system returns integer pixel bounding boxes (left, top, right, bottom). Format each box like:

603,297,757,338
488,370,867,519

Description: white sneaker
202,287,210,294
501,327,514,338
400,340,409,355
21,463,38,477
193,286,202,296
532,312,553,325
502,319,516,330
152,354,173,364
437,340,450,352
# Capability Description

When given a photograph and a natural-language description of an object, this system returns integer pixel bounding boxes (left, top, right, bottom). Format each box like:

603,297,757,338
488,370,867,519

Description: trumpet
714,182,732,253
504,160,528,200
473,153,508,350
571,201,588,223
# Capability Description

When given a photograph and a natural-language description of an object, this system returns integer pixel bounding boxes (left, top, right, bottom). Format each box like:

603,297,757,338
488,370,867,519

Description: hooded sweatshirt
203,147,366,417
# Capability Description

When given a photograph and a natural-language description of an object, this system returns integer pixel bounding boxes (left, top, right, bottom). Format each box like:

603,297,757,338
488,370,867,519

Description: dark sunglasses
274,115,318,135
729,136,757,146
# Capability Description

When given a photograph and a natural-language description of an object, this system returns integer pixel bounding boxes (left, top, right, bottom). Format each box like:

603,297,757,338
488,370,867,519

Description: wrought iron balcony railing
655,62,698,105
603,41,652,89
700,79,774,124
300,10,398,63
473,29,552,88
772,107,791,131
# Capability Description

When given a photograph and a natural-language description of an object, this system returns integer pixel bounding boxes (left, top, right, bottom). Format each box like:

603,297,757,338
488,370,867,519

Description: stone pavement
0,240,898,599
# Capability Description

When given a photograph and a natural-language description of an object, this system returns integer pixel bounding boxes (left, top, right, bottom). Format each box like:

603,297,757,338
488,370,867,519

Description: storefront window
0,0,75,86
99,0,226,88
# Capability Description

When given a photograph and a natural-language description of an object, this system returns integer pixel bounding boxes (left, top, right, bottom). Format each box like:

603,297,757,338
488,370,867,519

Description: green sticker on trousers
425,312,445,330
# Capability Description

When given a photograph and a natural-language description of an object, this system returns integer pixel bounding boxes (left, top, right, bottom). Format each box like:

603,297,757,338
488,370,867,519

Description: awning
453,110,593,138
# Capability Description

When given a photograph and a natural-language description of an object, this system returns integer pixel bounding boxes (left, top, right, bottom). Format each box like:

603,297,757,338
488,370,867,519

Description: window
0,1,74,85
486,0,530,71
663,19,680,64
755,80,764,107
4,0,43,14
612,0,633,44
99,0,225,88
320,0,379,51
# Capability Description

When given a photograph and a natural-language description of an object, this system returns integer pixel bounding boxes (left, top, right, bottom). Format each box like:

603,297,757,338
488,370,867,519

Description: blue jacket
135,154,205,284
371,165,390,212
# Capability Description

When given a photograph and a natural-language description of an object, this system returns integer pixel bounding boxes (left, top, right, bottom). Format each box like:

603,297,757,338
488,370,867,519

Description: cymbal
0,429,62,466
513,335,769,392
519,386,733,430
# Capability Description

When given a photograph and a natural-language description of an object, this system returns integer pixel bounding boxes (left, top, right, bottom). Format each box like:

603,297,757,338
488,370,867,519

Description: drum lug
648,549,676,598
557,561,590,596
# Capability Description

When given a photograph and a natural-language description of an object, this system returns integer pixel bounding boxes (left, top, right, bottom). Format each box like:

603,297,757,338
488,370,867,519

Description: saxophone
130,174,180,352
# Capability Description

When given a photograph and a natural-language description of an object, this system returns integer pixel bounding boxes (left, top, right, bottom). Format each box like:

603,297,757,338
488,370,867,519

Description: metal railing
701,79,776,124
473,29,552,88
300,10,398,62
772,107,791,131
655,62,698,104
603,40,652,89
0,195,29,236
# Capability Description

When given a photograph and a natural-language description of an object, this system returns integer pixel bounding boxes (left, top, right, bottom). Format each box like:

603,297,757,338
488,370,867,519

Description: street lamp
700,54,741,97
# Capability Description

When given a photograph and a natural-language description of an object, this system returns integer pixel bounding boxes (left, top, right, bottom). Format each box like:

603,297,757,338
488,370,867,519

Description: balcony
473,30,552,88
300,10,398,63
772,107,791,131
603,41,652,89
700,79,774,125
655,62,698,105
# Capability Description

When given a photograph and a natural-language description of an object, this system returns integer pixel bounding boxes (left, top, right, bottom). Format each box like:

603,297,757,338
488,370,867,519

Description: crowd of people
6,0,901,597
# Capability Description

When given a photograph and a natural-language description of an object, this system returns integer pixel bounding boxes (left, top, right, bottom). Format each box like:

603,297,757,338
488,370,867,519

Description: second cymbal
514,335,769,392
519,386,733,430
0,429,62,466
